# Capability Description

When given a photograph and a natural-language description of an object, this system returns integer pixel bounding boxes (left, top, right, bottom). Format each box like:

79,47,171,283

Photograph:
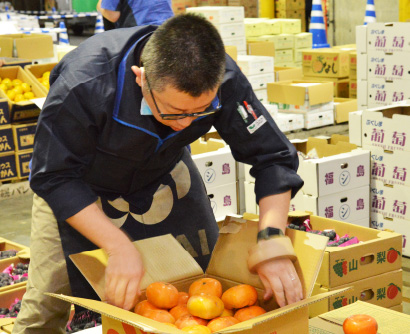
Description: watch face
258,227,283,241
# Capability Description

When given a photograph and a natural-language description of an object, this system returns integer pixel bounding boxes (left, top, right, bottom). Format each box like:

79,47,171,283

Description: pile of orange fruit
135,278,267,334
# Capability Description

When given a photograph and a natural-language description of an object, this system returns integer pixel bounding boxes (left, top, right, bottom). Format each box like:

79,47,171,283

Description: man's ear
131,65,144,87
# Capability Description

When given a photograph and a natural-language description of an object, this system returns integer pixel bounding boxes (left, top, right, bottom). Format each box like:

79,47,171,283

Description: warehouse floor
1,192,409,314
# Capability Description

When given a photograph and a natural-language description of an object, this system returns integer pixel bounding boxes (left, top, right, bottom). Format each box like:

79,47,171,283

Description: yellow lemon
6,90,16,101
23,92,35,100
41,81,50,90
12,79,23,86
14,94,25,103
13,85,24,95
21,83,31,93
0,83,8,92
1,78,12,89
42,71,51,79
37,77,43,83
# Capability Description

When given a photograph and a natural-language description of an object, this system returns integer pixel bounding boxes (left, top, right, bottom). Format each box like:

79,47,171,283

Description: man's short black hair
141,13,226,97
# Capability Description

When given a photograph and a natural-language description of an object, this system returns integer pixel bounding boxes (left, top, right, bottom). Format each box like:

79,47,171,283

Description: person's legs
12,194,72,334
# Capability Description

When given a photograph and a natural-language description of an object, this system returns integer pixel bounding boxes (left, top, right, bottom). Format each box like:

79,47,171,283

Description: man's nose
177,117,194,128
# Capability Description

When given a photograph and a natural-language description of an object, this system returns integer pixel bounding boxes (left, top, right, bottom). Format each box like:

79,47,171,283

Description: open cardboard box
0,237,29,265
267,80,333,109
24,63,57,95
291,136,370,197
0,66,46,122
49,215,349,334
286,212,402,289
0,34,53,60
309,301,410,334
0,251,30,293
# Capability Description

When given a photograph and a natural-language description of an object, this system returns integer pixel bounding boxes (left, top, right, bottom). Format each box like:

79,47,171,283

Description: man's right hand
105,242,145,310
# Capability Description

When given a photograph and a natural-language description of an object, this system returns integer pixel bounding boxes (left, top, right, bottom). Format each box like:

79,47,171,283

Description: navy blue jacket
30,25,303,223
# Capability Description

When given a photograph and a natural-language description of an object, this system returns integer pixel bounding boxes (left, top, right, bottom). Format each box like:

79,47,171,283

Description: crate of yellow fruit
0,66,46,122
24,63,57,95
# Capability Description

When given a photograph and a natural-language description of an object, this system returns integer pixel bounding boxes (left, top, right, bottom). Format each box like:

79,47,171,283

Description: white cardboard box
367,52,410,81
303,185,370,222
366,22,410,53
356,25,367,54
275,112,304,132
294,33,313,49
300,149,370,197
371,213,409,257
237,55,274,76
246,72,275,91
361,101,410,153
223,36,246,54
367,79,410,108
192,146,236,190
366,146,410,187
214,22,245,39
371,180,410,222
356,52,368,81
357,79,368,109
207,182,238,222
186,6,244,24
262,103,278,118
349,110,363,147
244,19,266,37
303,109,335,129
253,88,268,103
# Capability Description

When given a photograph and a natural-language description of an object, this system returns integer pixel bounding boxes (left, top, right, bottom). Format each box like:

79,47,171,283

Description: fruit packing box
24,63,57,95
286,212,402,289
309,300,410,334
49,215,349,334
0,66,46,123
0,249,30,294
310,269,402,317
0,238,29,269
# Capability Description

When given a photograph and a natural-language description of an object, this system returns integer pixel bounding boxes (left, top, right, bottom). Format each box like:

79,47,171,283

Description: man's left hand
256,257,303,307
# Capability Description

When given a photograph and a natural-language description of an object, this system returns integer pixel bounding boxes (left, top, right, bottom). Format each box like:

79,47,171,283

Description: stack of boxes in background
301,47,359,124
353,101,410,258
191,139,238,221
349,51,357,99
186,6,247,55
246,18,311,68
0,100,35,184
293,136,370,227
356,22,410,110
274,0,306,32
267,79,335,129
237,54,274,103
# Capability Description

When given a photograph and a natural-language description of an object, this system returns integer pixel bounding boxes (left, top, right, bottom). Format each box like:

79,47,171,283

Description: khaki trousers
12,194,72,334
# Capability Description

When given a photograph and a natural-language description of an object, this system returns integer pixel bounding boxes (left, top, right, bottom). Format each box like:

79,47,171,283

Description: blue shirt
101,0,173,28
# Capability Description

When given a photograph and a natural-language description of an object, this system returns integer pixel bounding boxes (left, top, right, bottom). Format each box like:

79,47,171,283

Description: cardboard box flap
213,288,351,333
70,234,203,301
16,247,30,259
305,137,357,158
318,300,410,332
47,294,182,334
190,138,226,155
206,216,329,298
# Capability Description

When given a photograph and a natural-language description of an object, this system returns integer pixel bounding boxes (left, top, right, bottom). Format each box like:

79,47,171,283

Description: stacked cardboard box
293,136,371,227
350,101,410,258
286,213,403,317
349,51,357,98
274,0,306,32
191,139,238,221
267,80,334,129
356,22,410,110
186,6,246,55
246,18,310,68
237,55,274,104
0,101,18,184
12,122,35,180
227,0,258,17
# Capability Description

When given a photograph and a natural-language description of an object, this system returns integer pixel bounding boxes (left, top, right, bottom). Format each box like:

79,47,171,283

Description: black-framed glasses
145,72,221,120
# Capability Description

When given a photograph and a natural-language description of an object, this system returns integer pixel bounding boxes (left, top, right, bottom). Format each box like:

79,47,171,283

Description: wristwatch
257,227,285,242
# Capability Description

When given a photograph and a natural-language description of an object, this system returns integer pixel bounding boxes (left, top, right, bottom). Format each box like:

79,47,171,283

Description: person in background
12,14,304,334
97,0,174,28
